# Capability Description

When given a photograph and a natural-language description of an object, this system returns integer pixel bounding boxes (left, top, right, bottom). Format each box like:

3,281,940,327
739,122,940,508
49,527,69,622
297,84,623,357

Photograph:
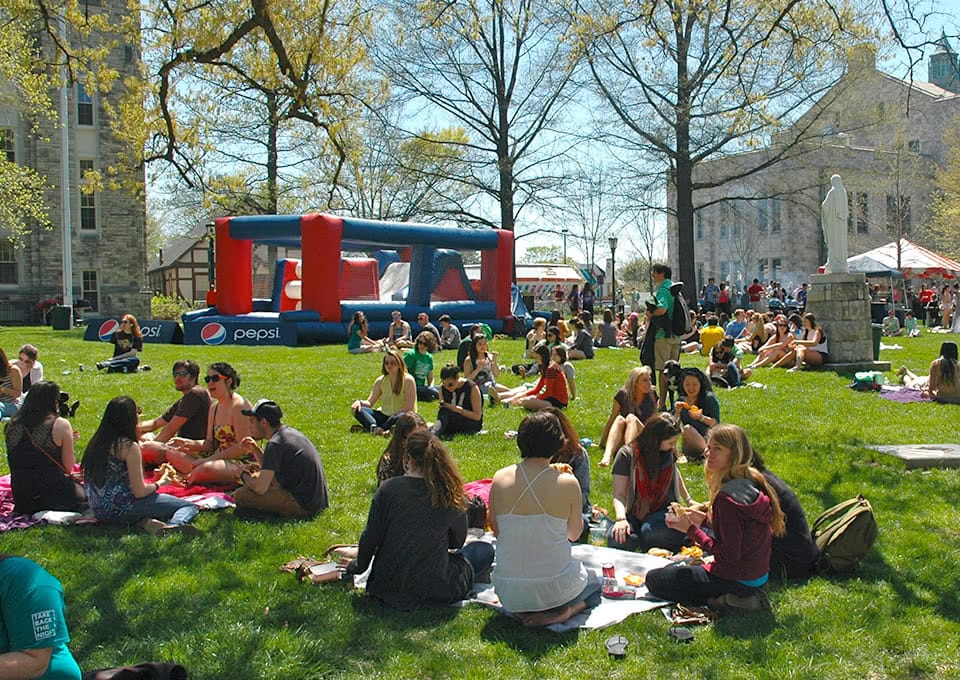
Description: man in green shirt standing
647,262,682,407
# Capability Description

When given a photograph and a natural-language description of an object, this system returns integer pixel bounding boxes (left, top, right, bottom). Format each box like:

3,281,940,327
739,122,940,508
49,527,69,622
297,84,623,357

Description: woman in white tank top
489,411,600,627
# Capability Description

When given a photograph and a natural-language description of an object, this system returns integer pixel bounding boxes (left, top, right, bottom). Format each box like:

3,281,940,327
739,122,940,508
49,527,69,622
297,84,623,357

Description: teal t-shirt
0,557,81,680
347,324,362,350
403,349,434,387
655,279,675,340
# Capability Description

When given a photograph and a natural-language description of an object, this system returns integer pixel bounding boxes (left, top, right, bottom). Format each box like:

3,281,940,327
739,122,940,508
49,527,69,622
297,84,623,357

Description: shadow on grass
479,612,580,658
711,610,777,639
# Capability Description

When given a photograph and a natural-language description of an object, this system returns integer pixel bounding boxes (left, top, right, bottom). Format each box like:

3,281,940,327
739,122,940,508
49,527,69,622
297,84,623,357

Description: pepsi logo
98,319,120,341
200,322,227,345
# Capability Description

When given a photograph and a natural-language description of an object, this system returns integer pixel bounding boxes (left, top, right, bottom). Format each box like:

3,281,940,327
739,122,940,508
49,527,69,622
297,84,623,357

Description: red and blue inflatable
182,214,515,346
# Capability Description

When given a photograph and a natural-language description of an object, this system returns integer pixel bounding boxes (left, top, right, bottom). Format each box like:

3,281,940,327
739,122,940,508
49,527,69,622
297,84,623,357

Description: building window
847,193,854,232
82,270,99,311
758,259,767,282
720,223,728,240
720,261,729,282
732,219,740,238
857,192,868,234
697,263,704,290
757,202,768,234
77,83,94,126
695,212,703,240
79,159,97,231
771,198,781,233
0,238,18,284
0,129,14,162
772,258,781,280
907,139,921,154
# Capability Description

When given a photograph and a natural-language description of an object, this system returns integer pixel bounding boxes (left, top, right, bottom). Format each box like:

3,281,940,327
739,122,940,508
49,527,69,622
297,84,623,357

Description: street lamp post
608,236,618,311
561,228,568,262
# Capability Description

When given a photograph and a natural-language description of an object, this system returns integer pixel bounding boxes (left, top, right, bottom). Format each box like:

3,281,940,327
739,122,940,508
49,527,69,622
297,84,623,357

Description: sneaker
96,362,107,370
349,424,366,433
721,590,771,612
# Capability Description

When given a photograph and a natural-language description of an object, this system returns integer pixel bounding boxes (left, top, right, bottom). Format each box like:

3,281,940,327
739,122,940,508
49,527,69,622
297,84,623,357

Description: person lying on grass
165,362,253,485
83,396,199,536
645,424,785,612
489,411,600,627
345,431,494,610
350,350,417,435
598,366,657,468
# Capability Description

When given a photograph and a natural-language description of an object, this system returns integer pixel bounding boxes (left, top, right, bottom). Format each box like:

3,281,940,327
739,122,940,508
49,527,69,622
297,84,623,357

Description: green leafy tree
930,120,960,260
521,245,564,264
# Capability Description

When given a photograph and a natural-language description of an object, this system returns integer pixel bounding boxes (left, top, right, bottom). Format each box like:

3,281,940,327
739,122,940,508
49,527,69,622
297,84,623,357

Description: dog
661,360,683,411
57,392,80,419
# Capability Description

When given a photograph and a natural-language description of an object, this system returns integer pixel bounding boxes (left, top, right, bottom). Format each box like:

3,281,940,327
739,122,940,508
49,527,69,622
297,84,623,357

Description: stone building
666,43,960,292
0,0,147,323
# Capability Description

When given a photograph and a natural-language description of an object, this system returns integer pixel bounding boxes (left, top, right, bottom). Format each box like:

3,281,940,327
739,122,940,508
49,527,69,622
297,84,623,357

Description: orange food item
624,573,645,587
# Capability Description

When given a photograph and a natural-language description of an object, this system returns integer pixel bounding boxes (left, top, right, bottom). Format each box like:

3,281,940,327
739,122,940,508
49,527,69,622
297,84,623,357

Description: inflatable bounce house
182,214,520,346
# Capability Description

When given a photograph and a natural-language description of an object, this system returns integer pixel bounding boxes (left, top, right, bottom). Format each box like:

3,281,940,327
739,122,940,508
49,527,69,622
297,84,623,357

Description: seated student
738,311,768,355
593,309,619,348
403,332,440,402
782,313,828,371
747,316,792,369
553,345,576,400
725,309,747,340
432,364,483,437
565,318,594,360
618,312,641,348
608,412,690,553
546,407,592,527
750,450,819,580
438,314,462,350
496,345,568,411
697,315,725,357
708,337,743,388
345,431,495,610
882,308,903,337
166,363,254,484
233,399,329,517
386,310,414,349
456,324,483,370
674,368,720,461
83,396,199,535
350,350,418,434
10,344,42,402
0,347,23,419
138,360,211,465
0,556,82,680
899,341,960,404
525,318,547,357
599,366,657,467
6,381,86,515
680,311,702,353
377,412,427,485
347,311,383,354
95,314,143,373
463,335,508,401
414,312,442,349
489,411,600,627
646,424,786,612
903,311,920,337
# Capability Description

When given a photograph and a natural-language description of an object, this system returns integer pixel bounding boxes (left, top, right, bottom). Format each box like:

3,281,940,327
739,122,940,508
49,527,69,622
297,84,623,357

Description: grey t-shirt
262,426,329,513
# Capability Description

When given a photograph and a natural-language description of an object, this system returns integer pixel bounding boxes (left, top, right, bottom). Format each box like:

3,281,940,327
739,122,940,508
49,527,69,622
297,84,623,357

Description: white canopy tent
845,239,960,279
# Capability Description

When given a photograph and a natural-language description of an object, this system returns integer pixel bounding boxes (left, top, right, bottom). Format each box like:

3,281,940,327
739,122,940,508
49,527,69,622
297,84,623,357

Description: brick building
0,0,147,323
667,43,960,291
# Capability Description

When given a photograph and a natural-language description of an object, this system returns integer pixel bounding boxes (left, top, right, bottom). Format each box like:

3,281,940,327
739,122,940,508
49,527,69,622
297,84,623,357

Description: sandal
605,635,629,659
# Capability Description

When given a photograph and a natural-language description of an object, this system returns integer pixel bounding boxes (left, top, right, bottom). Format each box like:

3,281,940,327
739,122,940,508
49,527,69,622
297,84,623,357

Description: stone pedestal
807,273,891,371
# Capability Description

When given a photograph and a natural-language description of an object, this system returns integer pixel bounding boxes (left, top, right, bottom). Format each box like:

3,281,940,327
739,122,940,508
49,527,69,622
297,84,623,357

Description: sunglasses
173,370,191,378
204,374,225,383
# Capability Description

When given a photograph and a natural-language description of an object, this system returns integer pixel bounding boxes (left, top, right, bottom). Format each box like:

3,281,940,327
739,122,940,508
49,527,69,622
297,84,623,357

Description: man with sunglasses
137,360,211,465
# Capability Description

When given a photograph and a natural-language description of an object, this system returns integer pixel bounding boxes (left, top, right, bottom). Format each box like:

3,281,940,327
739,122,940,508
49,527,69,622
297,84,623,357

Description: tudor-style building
667,41,960,291
0,0,147,324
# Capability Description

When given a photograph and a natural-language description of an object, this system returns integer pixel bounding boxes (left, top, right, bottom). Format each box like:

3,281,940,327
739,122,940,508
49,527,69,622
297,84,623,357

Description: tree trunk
674,37,695,302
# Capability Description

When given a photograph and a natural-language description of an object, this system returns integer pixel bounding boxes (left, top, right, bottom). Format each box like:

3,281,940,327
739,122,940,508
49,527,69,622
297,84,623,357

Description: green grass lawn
1,326,959,679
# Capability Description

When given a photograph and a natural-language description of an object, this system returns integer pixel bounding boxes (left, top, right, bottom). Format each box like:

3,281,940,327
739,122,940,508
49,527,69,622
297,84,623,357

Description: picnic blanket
350,540,672,632
879,385,932,403
0,473,235,531
463,479,493,507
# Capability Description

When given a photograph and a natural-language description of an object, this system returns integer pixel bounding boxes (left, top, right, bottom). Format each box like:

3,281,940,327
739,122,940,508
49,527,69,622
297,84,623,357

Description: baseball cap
241,399,283,422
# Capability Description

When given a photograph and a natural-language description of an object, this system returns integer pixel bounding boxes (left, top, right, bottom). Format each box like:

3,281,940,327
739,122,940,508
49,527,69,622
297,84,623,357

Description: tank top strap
507,463,552,514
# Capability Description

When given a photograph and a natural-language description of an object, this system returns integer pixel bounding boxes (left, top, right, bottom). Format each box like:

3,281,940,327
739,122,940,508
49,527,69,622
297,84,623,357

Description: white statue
822,174,849,274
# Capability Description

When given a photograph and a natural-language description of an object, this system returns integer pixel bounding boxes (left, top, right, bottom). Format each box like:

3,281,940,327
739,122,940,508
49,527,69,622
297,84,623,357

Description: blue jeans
459,541,495,581
353,407,403,432
607,509,686,553
105,356,141,373
0,401,17,419
126,492,198,526
416,385,439,402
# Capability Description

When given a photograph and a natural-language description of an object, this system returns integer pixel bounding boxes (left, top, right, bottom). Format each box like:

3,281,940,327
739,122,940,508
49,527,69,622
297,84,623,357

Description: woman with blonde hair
345,430,494,609
646,424,786,611
736,311,768,355
351,350,417,434
598,366,657,467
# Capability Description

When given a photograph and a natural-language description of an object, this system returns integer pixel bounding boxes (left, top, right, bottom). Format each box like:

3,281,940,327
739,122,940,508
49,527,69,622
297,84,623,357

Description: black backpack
670,281,693,338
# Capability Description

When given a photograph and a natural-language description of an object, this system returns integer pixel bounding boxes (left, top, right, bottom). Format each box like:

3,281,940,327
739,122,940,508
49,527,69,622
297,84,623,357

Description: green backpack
811,495,878,574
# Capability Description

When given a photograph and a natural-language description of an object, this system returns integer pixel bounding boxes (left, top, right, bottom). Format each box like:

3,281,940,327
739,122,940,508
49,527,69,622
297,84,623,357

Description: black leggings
645,562,762,607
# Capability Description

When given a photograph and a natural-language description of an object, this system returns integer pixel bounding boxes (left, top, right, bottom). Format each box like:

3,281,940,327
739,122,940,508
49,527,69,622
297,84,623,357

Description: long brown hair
405,430,465,511
544,406,581,464
382,349,407,395
634,412,681,478
705,424,785,537
379,412,426,483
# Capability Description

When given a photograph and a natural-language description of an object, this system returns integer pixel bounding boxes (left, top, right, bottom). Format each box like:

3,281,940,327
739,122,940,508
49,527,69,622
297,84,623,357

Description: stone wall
806,273,873,363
